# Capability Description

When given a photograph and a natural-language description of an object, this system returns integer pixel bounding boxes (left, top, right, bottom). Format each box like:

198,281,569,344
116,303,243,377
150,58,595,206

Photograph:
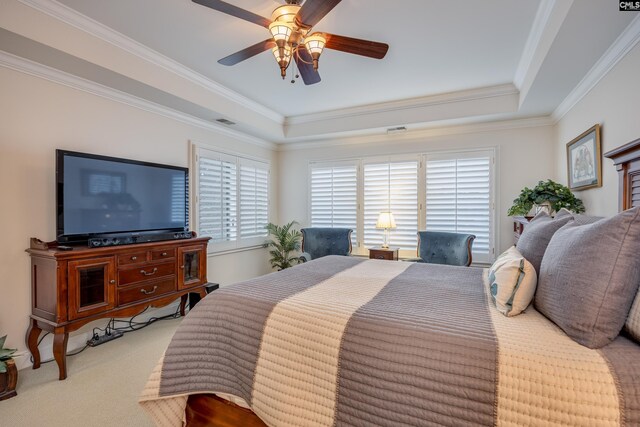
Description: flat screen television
56,150,189,244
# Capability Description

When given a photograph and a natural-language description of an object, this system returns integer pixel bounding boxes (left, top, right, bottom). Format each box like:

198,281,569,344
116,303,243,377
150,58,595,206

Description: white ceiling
54,0,540,117
2,0,638,143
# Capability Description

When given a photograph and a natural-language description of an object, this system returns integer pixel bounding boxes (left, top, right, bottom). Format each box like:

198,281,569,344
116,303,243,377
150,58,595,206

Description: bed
140,138,640,427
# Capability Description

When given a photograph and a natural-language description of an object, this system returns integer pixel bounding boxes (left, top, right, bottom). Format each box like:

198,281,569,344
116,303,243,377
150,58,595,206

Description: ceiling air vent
386,126,407,134
215,118,236,125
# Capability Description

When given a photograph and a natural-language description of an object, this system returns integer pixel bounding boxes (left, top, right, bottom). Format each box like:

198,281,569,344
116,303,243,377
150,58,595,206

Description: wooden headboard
605,137,640,212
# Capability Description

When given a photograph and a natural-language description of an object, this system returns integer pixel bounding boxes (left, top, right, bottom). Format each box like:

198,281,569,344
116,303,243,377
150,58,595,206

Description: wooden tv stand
25,237,211,380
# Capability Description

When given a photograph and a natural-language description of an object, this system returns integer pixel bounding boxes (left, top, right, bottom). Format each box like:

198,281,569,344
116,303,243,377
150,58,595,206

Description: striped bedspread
140,256,640,426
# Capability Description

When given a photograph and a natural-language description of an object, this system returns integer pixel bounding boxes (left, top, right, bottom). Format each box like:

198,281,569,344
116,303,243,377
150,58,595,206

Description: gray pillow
516,209,573,275
535,207,640,349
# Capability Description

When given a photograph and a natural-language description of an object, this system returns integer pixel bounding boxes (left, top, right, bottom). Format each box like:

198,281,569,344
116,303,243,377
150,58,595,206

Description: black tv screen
56,150,188,243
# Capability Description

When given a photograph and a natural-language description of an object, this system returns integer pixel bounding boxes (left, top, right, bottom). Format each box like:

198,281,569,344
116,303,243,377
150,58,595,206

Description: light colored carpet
0,317,181,427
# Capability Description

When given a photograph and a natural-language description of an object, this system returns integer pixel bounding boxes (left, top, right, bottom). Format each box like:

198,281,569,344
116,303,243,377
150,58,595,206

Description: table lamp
376,212,397,248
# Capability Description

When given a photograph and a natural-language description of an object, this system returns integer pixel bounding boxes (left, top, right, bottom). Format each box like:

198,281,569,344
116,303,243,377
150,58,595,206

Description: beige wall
278,124,555,259
554,43,640,216
0,67,276,367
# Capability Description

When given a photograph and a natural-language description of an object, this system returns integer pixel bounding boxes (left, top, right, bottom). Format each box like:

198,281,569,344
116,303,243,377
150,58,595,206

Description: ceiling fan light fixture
304,33,326,71
271,45,292,79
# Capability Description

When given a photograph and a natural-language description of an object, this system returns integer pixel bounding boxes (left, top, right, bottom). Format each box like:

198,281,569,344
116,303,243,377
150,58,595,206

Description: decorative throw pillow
489,246,537,317
515,209,573,275
626,295,640,342
535,207,640,349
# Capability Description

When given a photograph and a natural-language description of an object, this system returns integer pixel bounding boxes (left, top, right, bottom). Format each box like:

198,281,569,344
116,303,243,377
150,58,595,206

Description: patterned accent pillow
626,296,640,342
535,207,640,349
489,246,537,317
515,209,573,275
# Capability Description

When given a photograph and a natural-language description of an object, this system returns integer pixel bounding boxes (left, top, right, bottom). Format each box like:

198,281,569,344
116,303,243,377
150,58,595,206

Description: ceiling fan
192,0,389,85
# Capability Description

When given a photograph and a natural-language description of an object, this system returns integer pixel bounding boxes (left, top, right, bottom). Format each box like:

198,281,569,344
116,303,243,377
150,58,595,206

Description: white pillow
489,246,537,317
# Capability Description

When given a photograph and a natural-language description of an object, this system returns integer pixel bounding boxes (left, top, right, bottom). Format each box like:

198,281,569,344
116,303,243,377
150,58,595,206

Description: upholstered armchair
416,231,476,267
299,228,353,262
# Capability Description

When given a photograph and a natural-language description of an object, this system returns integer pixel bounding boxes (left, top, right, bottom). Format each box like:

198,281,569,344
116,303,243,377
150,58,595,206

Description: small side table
369,247,399,261
513,216,532,244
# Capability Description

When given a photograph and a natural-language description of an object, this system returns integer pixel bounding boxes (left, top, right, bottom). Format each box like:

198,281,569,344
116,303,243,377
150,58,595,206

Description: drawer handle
376,255,385,259
131,256,138,261
161,252,168,257
109,279,116,284
140,285,158,295
140,267,158,276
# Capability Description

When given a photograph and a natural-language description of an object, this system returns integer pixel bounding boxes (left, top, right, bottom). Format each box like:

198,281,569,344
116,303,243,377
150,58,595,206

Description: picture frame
566,124,602,190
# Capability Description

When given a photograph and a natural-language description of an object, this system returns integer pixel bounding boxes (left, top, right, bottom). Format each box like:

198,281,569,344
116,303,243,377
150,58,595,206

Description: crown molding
514,0,557,90
0,50,277,150
279,116,554,152
552,14,640,123
15,0,284,125
284,84,518,127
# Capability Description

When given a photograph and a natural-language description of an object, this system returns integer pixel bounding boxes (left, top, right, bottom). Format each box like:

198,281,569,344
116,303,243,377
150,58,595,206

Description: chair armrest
401,257,423,263
299,253,311,263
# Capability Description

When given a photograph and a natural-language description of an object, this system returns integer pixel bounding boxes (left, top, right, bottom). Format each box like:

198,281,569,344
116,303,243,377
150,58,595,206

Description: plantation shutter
197,150,237,249
239,158,269,243
170,174,187,224
363,159,418,250
425,151,493,263
309,162,358,245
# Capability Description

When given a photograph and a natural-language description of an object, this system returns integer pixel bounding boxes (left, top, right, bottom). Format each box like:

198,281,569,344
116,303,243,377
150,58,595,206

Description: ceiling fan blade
295,0,341,28
192,0,271,28
294,48,321,85
321,33,389,59
218,39,276,66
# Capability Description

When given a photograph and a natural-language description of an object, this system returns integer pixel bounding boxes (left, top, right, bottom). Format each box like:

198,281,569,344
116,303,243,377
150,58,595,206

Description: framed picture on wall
566,124,602,190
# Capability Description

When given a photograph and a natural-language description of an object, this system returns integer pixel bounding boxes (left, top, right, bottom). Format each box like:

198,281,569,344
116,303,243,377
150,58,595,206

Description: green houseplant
0,335,18,401
265,221,302,270
508,179,585,216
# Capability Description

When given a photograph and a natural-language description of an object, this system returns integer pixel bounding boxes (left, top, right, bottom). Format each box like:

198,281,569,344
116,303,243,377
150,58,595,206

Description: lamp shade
269,21,293,43
271,45,292,66
304,33,326,56
376,212,396,229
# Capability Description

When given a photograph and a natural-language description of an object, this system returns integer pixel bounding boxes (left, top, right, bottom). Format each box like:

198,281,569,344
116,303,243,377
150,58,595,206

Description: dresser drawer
117,251,148,266
369,247,399,260
118,261,175,286
150,248,175,261
117,278,175,306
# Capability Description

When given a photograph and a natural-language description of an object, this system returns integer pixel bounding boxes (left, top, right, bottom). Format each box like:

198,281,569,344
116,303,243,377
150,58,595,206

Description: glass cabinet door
68,257,116,320
178,245,205,289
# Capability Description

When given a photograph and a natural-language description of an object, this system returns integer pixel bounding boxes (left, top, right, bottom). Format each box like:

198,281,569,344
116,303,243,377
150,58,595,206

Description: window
308,149,495,263
309,161,358,245
195,147,269,251
425,151,494,263
363,160,418,250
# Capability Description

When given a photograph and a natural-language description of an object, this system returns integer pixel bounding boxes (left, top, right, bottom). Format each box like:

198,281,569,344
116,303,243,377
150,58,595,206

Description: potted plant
0,335,18,401
508,179,585,217
264,221,303,270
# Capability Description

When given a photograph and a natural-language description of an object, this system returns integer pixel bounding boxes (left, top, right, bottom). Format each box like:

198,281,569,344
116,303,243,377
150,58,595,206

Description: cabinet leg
26,319,42,369
52,329,69,380
180,294,188,316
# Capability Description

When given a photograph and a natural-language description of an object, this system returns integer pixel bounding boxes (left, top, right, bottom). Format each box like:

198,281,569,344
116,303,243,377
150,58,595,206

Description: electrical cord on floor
29,302,186,365
108,304,182,334
29,332,89,365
